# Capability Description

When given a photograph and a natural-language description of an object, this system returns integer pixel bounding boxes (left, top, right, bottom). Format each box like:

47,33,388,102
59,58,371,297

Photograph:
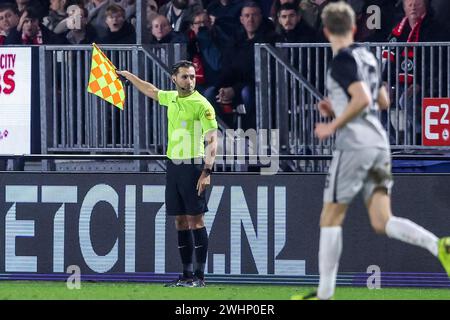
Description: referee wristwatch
202,167,212,176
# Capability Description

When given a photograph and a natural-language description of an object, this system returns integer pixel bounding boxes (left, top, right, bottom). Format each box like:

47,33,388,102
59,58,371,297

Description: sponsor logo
205,108,215,120
0,129,9,141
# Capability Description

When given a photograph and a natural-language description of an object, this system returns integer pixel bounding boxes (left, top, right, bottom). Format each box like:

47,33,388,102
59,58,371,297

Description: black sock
177,230,194,278
193,227,208,279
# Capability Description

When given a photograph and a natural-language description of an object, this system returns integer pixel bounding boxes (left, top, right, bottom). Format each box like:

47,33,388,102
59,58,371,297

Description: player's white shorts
323,148,393,204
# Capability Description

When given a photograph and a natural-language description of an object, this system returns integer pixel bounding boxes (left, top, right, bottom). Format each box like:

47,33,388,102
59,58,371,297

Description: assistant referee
117,61,218,287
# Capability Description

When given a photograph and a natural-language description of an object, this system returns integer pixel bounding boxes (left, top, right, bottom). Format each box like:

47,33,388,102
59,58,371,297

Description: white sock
385,216,439,257
317,226,343,300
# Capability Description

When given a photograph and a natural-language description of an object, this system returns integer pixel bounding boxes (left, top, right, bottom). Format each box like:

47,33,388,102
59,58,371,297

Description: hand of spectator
209,15,216,25
216,87,235,104
17,10,28,32
317,98,335,118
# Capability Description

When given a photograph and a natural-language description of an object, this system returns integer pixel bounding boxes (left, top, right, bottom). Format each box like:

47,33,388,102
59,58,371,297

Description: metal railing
256,42,450,156
255,43,332,172
38,44,239,172
39,44,188,156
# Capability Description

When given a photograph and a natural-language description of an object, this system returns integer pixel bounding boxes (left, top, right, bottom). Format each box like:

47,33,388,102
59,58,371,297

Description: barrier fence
37,44,240,172
256,42,450,155
3,42,450,173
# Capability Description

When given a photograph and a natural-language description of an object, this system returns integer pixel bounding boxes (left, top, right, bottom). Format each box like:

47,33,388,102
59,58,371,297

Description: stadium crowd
0,0,449,130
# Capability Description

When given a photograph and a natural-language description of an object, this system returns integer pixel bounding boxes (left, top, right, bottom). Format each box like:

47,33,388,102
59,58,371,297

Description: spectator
382,0,449,143
15,0,29,13
86,0,109,39
149,14,186,43
42,0,68,31
275,2,315,42
96,3,136,44
146,0,158,30
299,0,335,41
110,0,136,22
206,0,242,38
159,0,202,33
52,0,92,34
207,0,242,22
5,5,67,44
187,10,223,95
0,3,19,45
270,0,299,21
63,4,97,44
213,1,276,129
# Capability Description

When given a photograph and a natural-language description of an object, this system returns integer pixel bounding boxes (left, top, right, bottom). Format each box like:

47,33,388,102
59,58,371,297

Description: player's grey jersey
327,44,389,150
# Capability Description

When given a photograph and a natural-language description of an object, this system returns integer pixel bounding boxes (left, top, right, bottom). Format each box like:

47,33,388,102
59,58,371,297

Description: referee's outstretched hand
196,172,211,196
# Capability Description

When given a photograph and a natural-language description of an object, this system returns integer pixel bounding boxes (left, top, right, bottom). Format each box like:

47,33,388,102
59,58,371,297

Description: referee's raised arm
116,70,160,101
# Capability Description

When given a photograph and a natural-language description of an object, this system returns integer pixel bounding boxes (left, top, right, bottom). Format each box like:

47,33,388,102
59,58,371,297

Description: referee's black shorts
165,159,209,216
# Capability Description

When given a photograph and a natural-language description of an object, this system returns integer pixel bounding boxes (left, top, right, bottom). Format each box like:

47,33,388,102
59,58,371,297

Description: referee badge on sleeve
205,108,215,120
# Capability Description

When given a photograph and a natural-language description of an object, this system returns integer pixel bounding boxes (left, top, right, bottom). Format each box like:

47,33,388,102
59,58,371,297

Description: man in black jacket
214,1,275,129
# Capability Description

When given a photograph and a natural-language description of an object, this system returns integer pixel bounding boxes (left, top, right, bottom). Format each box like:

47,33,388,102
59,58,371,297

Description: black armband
202,168,212,176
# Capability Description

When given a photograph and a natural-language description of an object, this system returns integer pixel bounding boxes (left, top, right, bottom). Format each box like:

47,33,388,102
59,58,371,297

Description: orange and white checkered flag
87,43,125,110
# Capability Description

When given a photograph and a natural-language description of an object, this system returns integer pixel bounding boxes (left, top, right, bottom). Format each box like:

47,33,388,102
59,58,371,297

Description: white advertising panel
0,47,32,154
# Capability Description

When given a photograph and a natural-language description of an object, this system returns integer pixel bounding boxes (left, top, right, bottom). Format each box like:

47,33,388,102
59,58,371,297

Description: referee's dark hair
171,60,195,75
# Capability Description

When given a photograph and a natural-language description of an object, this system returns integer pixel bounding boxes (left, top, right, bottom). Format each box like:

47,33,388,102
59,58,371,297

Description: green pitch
0,281,449,300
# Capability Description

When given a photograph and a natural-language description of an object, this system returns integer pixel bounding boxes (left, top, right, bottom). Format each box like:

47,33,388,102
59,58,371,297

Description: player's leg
364,149,450,276
298,150,363,300
317,202,348,300
293,202,347,300
188,214,208,287
366,188,438,254
366,188,450,275
316,150,377,299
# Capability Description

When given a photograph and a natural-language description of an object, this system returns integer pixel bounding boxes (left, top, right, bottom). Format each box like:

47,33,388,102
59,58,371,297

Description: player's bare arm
317,98,335,118
315,81,371,140
197,129,218,196
116,70,160,101
377,85,390,110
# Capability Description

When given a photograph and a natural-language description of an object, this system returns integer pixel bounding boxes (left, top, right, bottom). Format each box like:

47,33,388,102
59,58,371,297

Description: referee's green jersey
158,90,218,160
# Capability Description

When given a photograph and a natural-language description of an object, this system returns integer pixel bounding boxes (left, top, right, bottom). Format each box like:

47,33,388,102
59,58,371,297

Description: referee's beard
174,80,195,97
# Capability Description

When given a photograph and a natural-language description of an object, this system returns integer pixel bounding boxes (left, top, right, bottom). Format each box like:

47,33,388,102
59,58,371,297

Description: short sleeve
330,51,361,93
157,90,171,107
199,102,218,134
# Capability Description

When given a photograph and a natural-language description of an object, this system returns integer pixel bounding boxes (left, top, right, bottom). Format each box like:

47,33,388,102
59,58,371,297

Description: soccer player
294,1,450,300
117,61,218,287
